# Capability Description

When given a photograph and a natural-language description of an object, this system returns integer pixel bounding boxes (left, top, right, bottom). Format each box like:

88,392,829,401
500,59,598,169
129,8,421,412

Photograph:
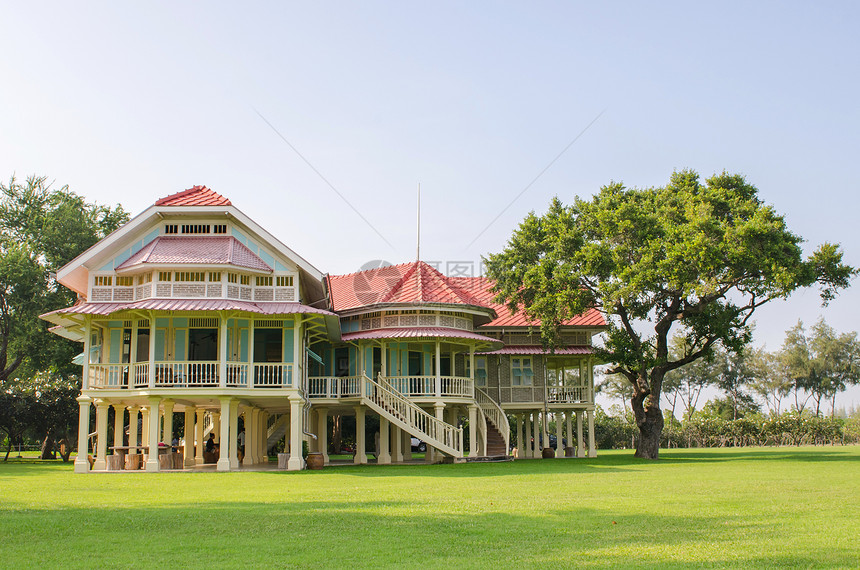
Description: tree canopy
485,170,855,458
0,175,128,459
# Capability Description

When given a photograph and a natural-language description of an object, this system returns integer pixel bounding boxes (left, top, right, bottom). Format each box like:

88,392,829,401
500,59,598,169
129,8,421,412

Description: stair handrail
364,374,462,456
475,387,510,452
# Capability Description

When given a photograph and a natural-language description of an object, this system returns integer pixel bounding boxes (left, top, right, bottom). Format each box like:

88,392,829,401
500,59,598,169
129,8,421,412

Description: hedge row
593,409,860,450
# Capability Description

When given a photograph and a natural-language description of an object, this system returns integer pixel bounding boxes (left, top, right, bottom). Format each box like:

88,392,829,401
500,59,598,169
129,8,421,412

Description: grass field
1,447,857,568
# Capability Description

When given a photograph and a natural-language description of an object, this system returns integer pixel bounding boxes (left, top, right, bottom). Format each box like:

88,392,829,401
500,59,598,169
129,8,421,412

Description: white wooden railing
475,387,510,452
365,374,462,457
547,385,587,403
307,376,362,399
87,362,293,389
383,376,474,398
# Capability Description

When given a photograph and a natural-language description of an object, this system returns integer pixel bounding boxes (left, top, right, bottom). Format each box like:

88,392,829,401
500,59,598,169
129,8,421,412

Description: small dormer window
158,271,172,282
208,272,221,282
256,276,273,287
94,276,112,286
276,275,293,287
117,276,134,287
240,275,250,285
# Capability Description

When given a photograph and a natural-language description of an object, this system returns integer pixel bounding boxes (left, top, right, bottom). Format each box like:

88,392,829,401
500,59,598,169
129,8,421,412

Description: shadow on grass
656,447,860,464
0,498,854,568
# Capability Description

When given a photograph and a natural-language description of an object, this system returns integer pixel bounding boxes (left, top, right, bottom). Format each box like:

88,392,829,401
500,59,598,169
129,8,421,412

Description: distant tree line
595,317,860,449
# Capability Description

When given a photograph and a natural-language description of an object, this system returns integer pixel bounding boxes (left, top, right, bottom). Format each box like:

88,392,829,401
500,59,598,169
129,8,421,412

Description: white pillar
532,410,540,456
244,408,255,466
541,410,548,453
229,399,240,469
555,411,564,458
523,412,531,458
401,429,412,461
184,408,195,466
576,410,585,458
587,409,596,457
392,426,403,463
219,315,228,388
141,408,150,447
288,398,305,470
378,417,391,464
259,411,269,463
517,414,526,459
128,406,140,449
468,405,478,457
195,409,205,465
148,315,156,388
353,406,367,465
74,397,92,473
82,318,91,391
435,341,442,398
217,398,231,471
93,401,109,471
566,411,574,455
212,412,221,445
162,400,174,444
317,407,329,465
113,404,125,449
145,397,161,472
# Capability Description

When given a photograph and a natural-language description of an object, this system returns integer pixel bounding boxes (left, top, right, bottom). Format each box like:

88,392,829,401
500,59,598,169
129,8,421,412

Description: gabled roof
154,185,231,206
327,261,488,312
116,236,272,272
449,276,606,328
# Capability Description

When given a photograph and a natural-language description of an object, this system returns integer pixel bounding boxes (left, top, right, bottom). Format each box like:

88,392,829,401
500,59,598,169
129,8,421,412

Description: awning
477,345,594,355
340,327,503,350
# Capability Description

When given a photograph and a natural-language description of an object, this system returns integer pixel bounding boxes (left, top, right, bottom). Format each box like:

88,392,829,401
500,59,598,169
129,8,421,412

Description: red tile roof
477,345,595,355
327,261,487,312
116,236,272,272
448,276,605,328
327,263,606,328
154,185,232,207
341,327,502,347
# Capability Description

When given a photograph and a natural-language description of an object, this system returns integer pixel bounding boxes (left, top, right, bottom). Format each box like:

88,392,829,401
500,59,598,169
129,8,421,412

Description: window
208,272,221,282
176,272,205,282
228,273,238,284
213,224,227,234
116,276,133,287
94,275,112,286
256,275,273,287
158,271,172,282
240,275,250,286
511,357,533,386
276,275,293,287
475,357,488,387
164,224,178,234
137,273,152,285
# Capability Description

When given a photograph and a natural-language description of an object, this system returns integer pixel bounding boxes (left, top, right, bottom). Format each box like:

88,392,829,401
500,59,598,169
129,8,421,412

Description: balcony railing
384,375,474,398
547,385,588,403
87,362,293,389
307,376,362,399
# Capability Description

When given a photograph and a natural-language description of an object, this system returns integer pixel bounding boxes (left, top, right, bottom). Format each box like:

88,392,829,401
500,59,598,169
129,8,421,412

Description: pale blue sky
2,2,858,408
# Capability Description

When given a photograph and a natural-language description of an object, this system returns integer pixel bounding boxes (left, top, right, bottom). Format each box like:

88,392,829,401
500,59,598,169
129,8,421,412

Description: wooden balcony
87,362,295,389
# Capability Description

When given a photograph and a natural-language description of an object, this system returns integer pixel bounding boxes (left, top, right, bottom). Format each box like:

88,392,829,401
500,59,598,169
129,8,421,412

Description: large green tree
485,170,855,458
0,175,128,459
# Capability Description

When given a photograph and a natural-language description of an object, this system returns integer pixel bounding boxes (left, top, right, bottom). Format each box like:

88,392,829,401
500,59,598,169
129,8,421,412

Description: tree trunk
40,433,56,460
631,375,664,459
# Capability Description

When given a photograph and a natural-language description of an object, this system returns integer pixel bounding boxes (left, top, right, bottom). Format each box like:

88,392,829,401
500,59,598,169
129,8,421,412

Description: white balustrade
384,376,473,398
547,385,587,403
475,387,510,451
307,376,362,398
252,363,293,388
86,361,294,390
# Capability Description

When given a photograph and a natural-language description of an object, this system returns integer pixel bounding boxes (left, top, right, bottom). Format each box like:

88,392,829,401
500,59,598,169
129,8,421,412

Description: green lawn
1,447,857,568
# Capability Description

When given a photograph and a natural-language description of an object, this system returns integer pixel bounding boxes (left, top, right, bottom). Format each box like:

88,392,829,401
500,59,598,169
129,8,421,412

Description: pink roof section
154,186,232,207
341,327,502,348
41,299,334,321
116,236,272,272
477,345,595,355
327,263,606,328
327,261,486,312
447,276,605,328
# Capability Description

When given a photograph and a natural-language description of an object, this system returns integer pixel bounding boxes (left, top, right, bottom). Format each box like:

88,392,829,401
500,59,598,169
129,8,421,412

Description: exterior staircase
475,387,510,454
367,374,463,457
484,419,508,456
266,414,289,450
